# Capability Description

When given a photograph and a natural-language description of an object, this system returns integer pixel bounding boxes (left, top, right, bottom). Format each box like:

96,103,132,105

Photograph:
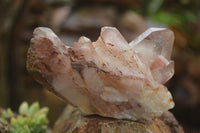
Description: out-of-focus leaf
150,11,183,26
184,11,196,22
1,108,14,120
149,10,196,28
19,102,29,115
148,0,164,14
28,102,39,116
1,101,49,133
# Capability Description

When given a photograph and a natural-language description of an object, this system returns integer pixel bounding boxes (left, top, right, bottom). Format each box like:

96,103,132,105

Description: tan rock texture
53,105,184,133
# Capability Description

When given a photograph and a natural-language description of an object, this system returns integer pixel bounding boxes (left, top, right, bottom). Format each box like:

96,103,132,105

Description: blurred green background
0,0,200,132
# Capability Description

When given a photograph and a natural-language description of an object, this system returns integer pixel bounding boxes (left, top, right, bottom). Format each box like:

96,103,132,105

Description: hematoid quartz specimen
27,26,175,121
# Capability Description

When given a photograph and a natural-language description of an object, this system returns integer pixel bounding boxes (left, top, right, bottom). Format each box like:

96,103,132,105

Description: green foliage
149,10,196,28
0,102,49,133
147,0,164,14
1,108,14,120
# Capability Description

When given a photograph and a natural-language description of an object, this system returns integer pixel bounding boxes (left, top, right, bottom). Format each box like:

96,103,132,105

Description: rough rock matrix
27,26,175,121
53,105,184,133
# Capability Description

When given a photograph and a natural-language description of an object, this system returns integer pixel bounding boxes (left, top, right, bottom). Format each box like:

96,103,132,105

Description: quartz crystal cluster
27,26,175,121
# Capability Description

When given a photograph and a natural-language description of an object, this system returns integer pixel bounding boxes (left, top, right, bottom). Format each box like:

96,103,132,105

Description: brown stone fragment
53,105,184,133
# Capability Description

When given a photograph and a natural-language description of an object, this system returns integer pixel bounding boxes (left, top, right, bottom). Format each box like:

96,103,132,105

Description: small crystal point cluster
27,26,175,121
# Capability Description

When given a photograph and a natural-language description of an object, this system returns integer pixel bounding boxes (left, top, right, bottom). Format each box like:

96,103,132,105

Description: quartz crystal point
27,26,175,121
